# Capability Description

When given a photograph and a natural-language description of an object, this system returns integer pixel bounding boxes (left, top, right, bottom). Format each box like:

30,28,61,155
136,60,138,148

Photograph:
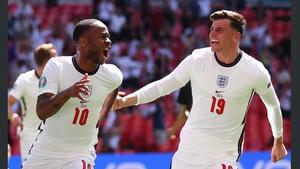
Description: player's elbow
36,93,54,120
36,106,47,120
37,111,46,121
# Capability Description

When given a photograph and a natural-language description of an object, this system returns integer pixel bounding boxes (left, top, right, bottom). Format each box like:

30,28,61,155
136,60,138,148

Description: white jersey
9,70,41,133
174,48,271,155
135,47,280,162
32,56,122,157
9,70,42,160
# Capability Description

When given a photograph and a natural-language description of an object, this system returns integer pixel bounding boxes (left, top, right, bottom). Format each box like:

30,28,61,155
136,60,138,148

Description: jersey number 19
210,96,226,115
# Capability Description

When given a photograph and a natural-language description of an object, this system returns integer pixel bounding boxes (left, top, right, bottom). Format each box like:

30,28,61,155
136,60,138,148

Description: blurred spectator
96,0,114,26
14,0,34,18
279,85,291,119
109,7,126,35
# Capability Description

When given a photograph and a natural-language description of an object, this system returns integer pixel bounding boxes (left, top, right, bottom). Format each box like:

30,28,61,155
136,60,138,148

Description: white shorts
19,131,38,162
22,148,96,169
22,156,94,169
171,150,239,169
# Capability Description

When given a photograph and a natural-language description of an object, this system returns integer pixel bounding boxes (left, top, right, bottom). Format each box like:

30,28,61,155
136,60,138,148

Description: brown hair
34,43,56,67
210,10,247,35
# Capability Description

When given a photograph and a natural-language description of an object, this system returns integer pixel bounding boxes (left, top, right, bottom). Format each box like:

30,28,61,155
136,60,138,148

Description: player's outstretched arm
36,74,90,120
271,136,288,162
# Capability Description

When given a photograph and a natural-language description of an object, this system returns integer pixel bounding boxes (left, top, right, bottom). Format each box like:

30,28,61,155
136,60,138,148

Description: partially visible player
8,144,11,163
22,19,122,169
113,10,287,168
8,43,57,162
167,82,192,139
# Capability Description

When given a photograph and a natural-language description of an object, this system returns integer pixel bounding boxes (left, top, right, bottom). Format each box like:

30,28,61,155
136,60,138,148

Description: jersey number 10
72,107,89,125
222,164,233,169
210,96,226,115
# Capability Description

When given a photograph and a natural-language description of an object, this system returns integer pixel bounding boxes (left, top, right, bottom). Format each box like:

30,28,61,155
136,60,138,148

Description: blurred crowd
8,0,291,155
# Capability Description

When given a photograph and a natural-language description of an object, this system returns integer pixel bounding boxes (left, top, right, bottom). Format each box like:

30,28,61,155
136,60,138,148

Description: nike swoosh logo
80,100,89,104
215,90,224,93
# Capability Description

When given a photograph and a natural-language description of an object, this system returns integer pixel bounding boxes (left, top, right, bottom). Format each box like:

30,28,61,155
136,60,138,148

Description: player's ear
235,32,241,41
78,37,87,47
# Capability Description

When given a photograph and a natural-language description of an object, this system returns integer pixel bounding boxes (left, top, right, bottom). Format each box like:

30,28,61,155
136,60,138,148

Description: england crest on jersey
217,75,228,88
81,85,93,98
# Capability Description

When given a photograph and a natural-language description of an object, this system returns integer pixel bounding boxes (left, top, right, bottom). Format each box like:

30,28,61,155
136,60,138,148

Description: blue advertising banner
9,151,291,169
239,152,291,169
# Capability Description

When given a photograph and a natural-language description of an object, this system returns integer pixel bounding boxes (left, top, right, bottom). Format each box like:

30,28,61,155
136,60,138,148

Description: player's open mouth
210,40,219,46
211,40,219,45
103,49,109,58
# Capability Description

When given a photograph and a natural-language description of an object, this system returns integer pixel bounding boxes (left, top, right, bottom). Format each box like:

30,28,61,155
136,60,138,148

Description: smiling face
209,19,240,53
80,22,112,65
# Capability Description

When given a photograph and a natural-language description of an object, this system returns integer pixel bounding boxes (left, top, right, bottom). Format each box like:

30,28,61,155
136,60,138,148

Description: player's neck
75,54,99,73
215,49,240,64
35,67,43,78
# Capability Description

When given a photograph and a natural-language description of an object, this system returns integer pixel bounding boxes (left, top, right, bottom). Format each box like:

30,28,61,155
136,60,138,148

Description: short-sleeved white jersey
172,47,272,158
9,70,41,134
33,56,122,156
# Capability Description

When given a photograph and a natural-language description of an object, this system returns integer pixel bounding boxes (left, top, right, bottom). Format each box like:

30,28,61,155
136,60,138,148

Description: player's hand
10,113,22,128
112,91,126,111
167,127,177,140
66,73,90,102
8,144,11,161
271,137,288,162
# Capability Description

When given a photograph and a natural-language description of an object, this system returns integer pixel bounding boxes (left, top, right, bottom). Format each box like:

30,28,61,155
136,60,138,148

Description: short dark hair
72,19,101,43
209,10,246,35
34,43,55,67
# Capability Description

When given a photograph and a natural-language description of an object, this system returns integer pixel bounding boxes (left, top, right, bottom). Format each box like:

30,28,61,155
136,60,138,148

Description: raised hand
167,127,177,140
66,73,90,102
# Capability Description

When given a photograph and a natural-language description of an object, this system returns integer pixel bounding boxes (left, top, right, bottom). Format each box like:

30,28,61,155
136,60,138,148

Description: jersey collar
214,52,242,67
34,70,41,79
72,56,100,75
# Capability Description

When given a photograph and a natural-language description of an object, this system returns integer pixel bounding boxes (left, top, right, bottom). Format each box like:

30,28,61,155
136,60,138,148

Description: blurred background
7,0,291,168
